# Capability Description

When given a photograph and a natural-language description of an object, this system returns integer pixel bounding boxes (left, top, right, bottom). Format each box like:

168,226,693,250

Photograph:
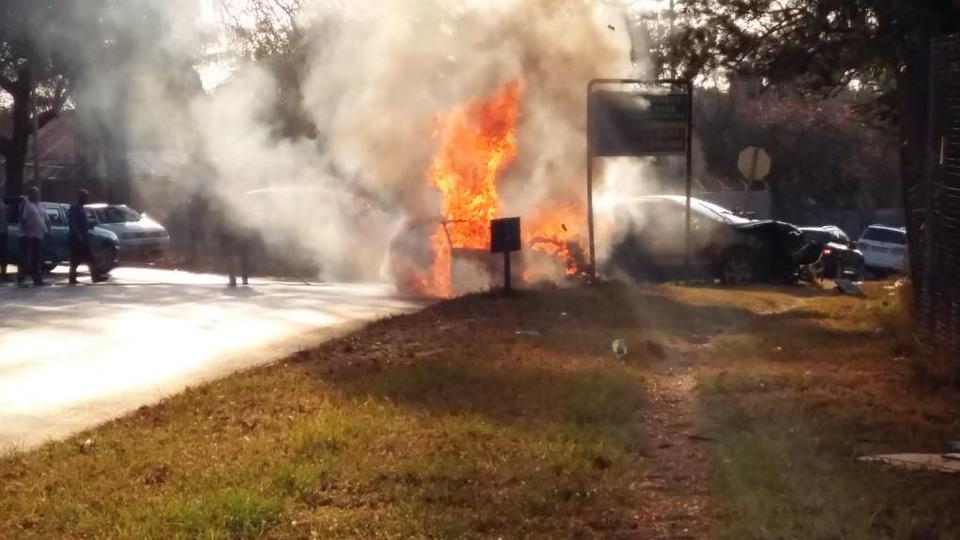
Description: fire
426,81,523,296
418,79,586,297
525,203,586,278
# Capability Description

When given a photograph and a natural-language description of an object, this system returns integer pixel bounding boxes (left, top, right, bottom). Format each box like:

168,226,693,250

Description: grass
695,281,960,539
2,280,959,538
0,285,656,539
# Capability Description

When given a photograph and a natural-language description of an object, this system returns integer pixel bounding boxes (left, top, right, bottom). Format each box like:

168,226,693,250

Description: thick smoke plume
78,0,637,283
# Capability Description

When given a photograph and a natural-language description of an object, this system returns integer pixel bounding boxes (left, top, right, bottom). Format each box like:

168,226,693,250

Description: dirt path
634,359,713,538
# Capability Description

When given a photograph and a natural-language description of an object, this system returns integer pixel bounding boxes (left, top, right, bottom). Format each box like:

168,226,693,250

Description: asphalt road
0,267,420,450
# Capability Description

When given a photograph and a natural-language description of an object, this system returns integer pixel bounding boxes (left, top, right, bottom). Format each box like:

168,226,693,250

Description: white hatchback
85,204,171,262
857,225,907,274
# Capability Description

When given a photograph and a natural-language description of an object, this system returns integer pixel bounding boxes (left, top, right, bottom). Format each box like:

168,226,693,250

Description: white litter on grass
612,339,628,360
859,453,960,474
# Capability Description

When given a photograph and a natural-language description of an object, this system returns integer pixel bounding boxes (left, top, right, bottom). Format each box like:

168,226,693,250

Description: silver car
857,225,907,276
85,204,170,262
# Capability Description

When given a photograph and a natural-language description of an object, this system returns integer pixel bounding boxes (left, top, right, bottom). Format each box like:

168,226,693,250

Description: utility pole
31,89,41,198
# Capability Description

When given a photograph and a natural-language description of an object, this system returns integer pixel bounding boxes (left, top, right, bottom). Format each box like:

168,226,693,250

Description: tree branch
34,79,69,131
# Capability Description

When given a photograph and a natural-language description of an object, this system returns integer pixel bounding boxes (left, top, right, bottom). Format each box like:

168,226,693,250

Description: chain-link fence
909,35,960,374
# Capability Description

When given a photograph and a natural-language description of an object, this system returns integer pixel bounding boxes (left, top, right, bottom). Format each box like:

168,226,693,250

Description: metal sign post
491,217,521,292
586,79,694,280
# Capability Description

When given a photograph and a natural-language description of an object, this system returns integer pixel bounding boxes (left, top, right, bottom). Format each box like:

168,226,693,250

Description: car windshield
802,230,830,244
689,199,752,225
862,227,906,245
94,205,141,224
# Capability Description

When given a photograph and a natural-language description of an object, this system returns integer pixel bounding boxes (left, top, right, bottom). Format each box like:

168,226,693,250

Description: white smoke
81,0,640,282
299,0,634,217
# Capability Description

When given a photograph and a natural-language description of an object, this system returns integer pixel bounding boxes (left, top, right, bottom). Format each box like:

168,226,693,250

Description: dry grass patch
0,285,664,539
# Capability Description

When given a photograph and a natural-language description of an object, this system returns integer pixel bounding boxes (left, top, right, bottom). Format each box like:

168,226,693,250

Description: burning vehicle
604,196,819,285
384,81,587,297
385,215,586,297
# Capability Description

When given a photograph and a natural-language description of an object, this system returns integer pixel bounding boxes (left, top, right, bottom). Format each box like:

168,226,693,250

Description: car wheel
721,248,758,286
90,245,117,278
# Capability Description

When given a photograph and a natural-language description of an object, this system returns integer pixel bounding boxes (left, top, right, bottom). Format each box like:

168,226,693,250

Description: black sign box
490,217,521,253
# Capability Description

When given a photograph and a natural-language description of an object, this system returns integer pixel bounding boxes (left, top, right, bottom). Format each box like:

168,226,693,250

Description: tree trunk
3,70,33,200
102,122,131,205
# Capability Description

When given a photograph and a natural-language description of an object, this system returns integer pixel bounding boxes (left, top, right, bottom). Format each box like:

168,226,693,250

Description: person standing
216,203,251,288
68,189,91,285
17,187,49,287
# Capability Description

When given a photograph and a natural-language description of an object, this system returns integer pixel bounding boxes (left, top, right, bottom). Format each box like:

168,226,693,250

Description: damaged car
799,226,865,281
605,195,819,285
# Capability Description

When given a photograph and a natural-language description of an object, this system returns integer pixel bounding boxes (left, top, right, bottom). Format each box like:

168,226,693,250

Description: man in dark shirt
68,190,91,285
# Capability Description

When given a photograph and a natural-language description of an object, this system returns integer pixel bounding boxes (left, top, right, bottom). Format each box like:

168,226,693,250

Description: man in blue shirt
68,190,91,285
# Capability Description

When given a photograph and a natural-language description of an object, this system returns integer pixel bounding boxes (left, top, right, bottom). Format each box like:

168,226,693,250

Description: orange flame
427,81,523,296
419,79,586,297
525,203,586,278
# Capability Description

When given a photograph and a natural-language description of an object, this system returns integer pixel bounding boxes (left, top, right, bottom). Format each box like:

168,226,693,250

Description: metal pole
504,251,512,292
684,81,694,280
922,39,939,336
30,83,41,199
587,85,597,282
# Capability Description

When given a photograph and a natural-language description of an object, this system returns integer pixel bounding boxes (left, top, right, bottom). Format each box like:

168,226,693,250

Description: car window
863,227,906,245
691,200,752,225
85,209,97,222
802,230,830,244
45,208,65,226
96,205,141,224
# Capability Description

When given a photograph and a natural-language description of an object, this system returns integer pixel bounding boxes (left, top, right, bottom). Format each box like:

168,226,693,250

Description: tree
694,83,900,222
220,0,318,139
667,1,959,184
0,0,71,198
667,1,959,279
670,2,958,113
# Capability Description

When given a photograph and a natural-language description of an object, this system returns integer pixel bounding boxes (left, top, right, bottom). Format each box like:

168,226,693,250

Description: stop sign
738,146,772,181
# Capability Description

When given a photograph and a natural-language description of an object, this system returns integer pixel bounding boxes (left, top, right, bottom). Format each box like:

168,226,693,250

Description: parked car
857,225,908,276
85,204,170,262
605,196,820,284
799,226,865,280
4,201,120,279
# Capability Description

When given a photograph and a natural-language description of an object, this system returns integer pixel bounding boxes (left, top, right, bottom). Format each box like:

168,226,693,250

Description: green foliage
668,0,960,121
220,0,318,139
695,85,901,218
163,489,283,538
